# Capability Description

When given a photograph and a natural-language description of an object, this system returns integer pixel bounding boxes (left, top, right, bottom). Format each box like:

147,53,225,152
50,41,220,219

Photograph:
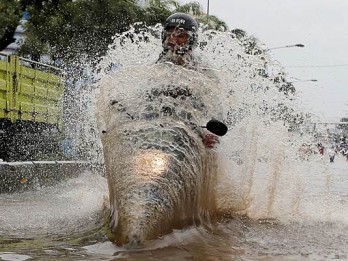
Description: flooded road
1,156,347,260
1,25,348,261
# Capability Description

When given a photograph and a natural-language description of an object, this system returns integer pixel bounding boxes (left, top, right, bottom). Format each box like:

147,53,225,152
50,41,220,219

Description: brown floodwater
1,157,348,261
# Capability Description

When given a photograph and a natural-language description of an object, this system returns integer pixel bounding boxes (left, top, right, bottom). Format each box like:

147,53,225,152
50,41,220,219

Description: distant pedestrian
317,143,324,155
328,147,335,163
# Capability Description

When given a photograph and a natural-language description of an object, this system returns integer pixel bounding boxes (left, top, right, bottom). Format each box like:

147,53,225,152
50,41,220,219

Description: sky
180,0,348,123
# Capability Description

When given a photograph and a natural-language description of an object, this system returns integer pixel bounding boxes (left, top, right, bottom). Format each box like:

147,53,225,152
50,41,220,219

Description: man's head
162,13,199,55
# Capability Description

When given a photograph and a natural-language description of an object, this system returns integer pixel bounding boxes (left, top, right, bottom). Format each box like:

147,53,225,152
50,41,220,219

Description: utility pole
207,0,210,16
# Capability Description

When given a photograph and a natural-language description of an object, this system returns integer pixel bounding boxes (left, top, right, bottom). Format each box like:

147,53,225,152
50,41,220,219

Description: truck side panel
0,55,65,161
0,55,63,126
0,55,13,121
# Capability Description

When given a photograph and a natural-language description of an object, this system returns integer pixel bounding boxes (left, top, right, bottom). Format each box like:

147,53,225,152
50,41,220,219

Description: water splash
92,24,347,227
0,171,107,237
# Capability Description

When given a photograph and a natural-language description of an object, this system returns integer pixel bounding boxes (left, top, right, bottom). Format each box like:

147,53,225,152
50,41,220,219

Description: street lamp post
266,44,305,51
287,77,317,83
207,0,210,16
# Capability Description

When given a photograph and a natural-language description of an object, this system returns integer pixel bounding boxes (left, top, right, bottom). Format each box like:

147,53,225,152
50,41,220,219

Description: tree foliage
139,0,173,27
19,0,143,64
176,1,202,15
175,2,228,31
0,0,22,50
1,0,229,66
197,15,228,31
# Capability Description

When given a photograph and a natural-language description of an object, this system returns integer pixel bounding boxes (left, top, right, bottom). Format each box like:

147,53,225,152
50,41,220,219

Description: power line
285,64,348,68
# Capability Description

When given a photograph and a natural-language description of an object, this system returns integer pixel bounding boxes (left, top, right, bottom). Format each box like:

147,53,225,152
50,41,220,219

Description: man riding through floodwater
157,13,198,68
157,12,221,148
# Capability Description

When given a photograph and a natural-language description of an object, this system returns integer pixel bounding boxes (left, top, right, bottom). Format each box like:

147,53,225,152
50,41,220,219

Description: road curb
0,161,90,193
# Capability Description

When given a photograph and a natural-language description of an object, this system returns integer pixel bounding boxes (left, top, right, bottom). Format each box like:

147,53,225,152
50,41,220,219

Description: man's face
165,27,189,51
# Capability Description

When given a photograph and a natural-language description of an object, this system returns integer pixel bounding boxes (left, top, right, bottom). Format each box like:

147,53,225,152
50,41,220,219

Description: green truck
0,54,64,161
